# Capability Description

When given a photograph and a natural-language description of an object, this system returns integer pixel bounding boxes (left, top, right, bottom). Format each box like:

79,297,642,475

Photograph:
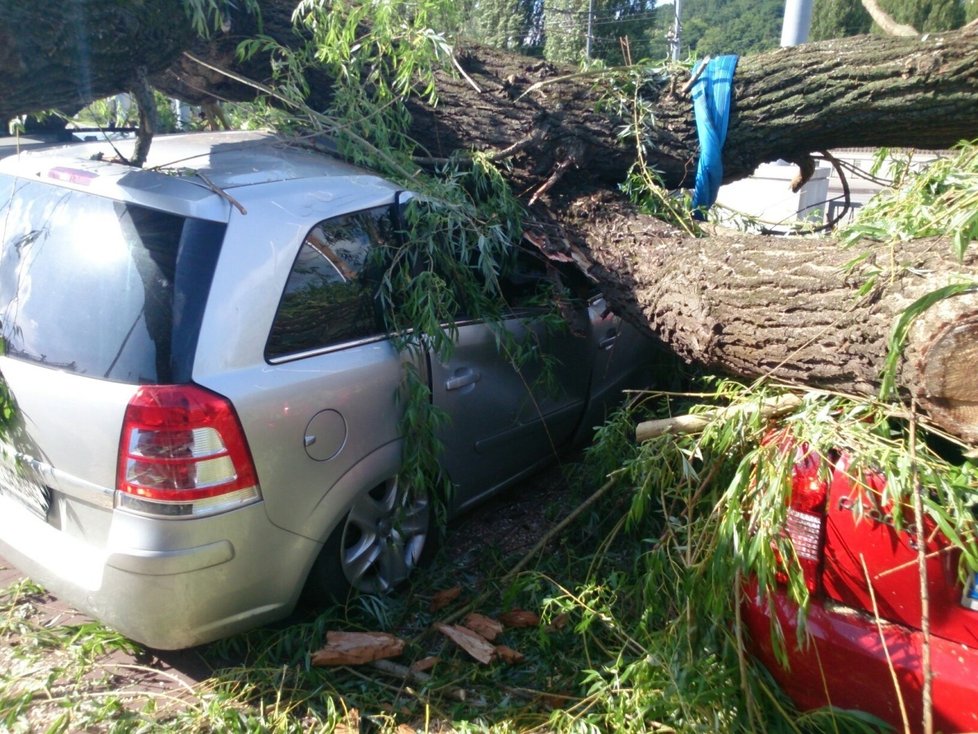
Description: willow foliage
842,140,978,258
562,378,978,732
559,143,978,730
234,1,551,513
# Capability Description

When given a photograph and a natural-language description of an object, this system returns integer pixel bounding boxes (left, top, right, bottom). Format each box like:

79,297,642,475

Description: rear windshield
0,175,225,383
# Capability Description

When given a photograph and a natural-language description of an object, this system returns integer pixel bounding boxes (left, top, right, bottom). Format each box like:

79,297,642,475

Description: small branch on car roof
194,172,247,215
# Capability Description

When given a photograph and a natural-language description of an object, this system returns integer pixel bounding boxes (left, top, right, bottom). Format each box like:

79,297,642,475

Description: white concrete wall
715,162,829,229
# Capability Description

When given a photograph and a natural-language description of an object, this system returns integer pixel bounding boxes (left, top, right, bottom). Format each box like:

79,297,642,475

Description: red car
743,443,978,733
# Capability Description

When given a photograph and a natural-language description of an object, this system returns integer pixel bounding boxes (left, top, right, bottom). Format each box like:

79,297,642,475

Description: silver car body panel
0,490,319,648
0,131,655,648
189,177,399,376
0,357,135,498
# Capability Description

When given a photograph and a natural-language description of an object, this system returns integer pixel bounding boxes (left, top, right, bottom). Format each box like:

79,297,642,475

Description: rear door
430,254,594,511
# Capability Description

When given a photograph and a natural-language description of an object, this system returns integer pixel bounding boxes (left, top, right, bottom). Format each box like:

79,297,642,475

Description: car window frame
264,202,399,364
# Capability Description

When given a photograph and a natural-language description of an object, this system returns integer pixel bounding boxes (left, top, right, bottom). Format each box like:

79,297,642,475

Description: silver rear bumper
0,495,320,649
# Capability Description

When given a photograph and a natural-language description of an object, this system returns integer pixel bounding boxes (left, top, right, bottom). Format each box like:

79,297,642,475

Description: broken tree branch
860,0,920,37
635,394,803,443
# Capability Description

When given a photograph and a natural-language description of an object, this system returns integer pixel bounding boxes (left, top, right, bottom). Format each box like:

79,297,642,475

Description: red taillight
116,385,261,518
785,444,828,592
761,431,829,593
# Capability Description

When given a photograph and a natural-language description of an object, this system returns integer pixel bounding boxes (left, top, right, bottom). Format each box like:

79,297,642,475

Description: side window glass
501,243,599,310
265,206,394,359
501,247,553,309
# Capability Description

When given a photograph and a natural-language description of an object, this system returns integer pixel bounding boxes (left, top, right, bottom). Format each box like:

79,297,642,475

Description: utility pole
668,0,683,61
780,0,813,46
585,0,594,59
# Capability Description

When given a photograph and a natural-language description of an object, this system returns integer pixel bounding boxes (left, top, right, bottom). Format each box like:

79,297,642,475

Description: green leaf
879,282,978,400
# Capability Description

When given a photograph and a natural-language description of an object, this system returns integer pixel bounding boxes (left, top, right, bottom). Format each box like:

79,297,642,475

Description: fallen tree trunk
2,4,978,440
0,1,194,122
4,3,976,193
151,12,978,193
552,189,978,440
401,23,978,194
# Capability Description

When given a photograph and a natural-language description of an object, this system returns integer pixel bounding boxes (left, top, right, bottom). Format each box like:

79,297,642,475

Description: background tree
811,0,966,40
883,0,965,31
584,0,662,64
680,0,783,56
462,0,543,54
543,0,590,62
810,0,872,40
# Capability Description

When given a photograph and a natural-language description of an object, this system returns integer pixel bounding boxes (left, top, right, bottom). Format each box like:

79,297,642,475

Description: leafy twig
441,474,620,624
910,403,933,734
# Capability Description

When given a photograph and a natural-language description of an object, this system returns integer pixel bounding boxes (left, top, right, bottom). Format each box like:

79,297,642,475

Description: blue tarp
690,55,739,218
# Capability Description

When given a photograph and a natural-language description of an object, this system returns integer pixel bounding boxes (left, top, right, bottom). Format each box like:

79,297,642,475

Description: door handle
445,369,481,391
599,330,619,350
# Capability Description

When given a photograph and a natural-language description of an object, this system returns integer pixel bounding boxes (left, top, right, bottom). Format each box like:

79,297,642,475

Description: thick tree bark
547,189,978,440
4,3,975,193
401,25,978,194
2,4,978,439
0,1,194,123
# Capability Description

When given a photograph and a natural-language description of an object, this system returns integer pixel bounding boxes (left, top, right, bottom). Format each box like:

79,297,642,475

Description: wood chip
548,613,570,631
429,585,462,612
462,612,504,642
435,622,496,664
311,631,406,667
540,692,572,710
494,644,525,665
409,656,440,673
499,609,541,628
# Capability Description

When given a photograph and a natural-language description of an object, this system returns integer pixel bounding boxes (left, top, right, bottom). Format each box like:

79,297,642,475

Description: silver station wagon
0,132,654,648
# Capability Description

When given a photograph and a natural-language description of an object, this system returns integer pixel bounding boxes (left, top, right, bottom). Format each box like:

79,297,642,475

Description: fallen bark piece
435,623,496,664
463,612,504,642
430,585,462,613
494,645,526,665
499,609,541,628
311,631,406,667
548,613,570,632
410,656,440,673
